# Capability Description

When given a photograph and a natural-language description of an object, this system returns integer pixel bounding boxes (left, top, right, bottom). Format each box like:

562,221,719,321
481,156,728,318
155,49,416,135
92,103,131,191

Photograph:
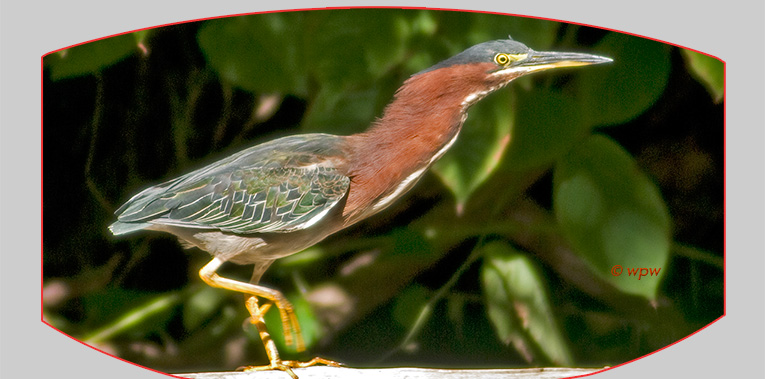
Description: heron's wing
111,134,350,234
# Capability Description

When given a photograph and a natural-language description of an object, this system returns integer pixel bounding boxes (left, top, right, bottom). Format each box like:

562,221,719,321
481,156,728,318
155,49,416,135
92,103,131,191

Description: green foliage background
43,9,723,373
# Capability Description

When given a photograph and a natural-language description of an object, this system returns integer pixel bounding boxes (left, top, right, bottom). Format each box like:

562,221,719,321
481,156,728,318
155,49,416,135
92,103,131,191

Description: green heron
110,38,611,378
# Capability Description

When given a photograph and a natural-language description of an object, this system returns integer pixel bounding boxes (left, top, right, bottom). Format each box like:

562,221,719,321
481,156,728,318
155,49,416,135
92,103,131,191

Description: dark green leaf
197,13,307,94
389,227,434,259
301,84,381,135
553,134,671,299
480,241,573,366
392,284,431,327
305,10,409,87
503,87,586,170
681,49,724,102
575,33,671,126
432,89,514,209
46,33,138,80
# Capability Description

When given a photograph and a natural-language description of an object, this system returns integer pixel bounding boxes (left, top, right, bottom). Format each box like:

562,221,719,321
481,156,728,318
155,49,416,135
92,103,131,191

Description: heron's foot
246,296,305,352
240,357,343,379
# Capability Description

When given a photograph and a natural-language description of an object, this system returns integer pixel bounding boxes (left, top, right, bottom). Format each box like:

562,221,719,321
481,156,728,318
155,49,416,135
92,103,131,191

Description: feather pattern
110,134,350,235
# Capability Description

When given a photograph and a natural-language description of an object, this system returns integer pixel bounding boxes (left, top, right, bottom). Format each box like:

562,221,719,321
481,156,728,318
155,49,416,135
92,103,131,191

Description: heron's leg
243,296,299,379
199,258,303,350
199,258,342,377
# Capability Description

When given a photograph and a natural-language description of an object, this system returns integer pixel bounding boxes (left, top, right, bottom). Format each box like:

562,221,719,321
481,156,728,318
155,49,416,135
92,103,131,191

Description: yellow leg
199,258,342,378
241,296,341,378
200,257,303,350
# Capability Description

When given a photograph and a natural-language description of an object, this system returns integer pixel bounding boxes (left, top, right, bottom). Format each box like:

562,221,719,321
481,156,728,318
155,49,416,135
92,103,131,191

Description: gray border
3,1,763,379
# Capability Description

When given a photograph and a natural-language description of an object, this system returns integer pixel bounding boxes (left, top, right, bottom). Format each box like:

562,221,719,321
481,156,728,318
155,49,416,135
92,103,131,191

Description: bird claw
240,357,343,379
282,357,344,368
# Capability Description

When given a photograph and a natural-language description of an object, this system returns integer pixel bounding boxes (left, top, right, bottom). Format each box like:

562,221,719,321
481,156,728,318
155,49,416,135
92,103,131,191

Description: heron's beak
517,50,613,73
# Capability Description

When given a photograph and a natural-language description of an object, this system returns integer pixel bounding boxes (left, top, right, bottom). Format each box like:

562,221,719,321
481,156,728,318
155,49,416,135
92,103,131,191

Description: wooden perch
180,366,605,379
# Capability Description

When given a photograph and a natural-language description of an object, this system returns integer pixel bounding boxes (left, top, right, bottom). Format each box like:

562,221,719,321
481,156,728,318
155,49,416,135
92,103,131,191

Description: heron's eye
494,53,511,66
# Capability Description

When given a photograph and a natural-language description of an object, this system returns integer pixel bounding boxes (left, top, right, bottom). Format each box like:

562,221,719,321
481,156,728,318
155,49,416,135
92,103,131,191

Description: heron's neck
342,74,471,220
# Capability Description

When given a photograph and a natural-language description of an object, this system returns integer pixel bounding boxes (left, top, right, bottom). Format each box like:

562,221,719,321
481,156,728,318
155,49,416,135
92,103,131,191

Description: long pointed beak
518,50,612,73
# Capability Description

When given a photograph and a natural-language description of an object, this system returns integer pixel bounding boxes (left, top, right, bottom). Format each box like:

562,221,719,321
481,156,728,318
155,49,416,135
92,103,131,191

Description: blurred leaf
468,13,560,50
46,33,138,80
432,89,514,209
80,288,164,326
182,285,226,331
575,33,671,126
83,291,181,343
446,293,466,329
305,10,409,87
681,49,724,103
197,13,307,94
553,134,670,299
392,284,431,327
503,87,586,170
410,10,438,37
276,247,327,268
301,84,381,135
480,241,573,366
388,227,434,259
261,293,321,353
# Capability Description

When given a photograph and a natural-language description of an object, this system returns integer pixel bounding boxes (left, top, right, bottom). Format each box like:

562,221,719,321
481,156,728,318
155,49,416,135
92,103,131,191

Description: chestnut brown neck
341,63,504,222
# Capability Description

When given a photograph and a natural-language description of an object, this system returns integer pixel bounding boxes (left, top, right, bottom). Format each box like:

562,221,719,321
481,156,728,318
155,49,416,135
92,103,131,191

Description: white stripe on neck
371,130,461,213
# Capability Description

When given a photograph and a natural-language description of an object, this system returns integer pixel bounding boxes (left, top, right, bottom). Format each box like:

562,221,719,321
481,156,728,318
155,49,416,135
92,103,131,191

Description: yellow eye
494,53,511,66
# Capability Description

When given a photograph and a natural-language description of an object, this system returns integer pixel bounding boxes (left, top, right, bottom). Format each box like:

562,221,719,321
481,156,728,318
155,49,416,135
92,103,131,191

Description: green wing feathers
110,134,350,235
